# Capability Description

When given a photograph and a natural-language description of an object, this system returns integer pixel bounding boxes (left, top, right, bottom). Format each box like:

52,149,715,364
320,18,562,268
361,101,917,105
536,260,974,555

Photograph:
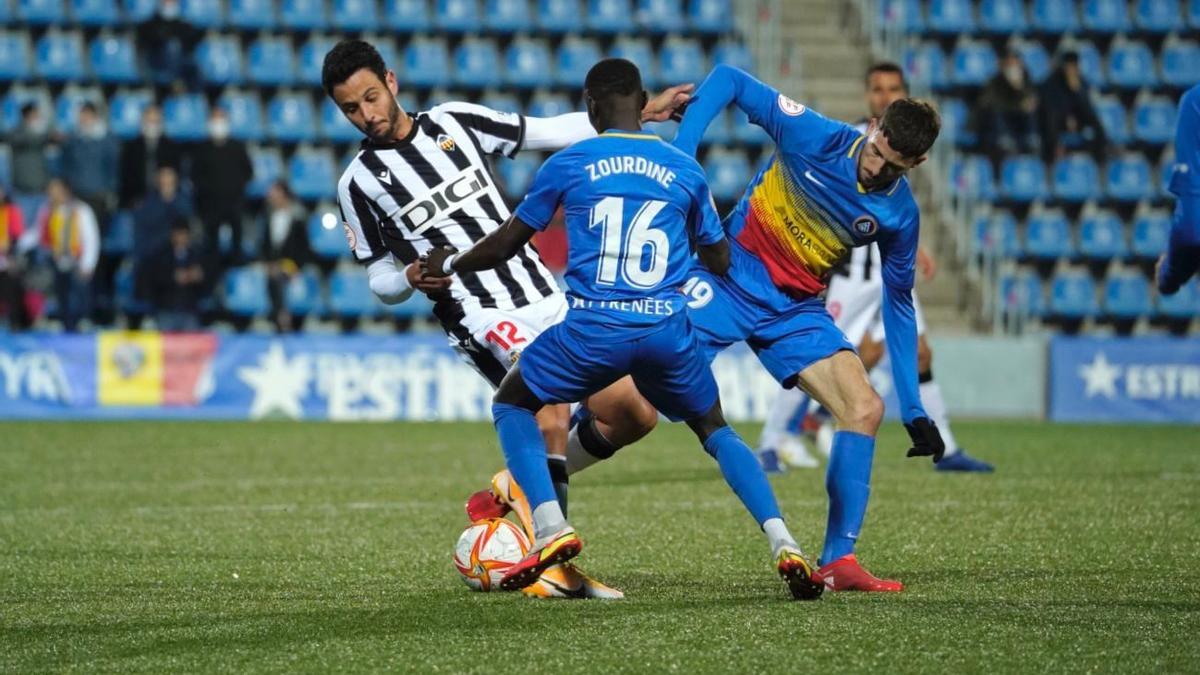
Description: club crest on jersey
437,133,456,152
777,94,806,116
853,215,879,237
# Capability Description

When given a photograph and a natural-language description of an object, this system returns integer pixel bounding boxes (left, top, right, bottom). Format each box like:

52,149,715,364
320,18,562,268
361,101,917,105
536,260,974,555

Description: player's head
864,62,908,119
583,58,648,132
857,98,940,191
323,39,404,144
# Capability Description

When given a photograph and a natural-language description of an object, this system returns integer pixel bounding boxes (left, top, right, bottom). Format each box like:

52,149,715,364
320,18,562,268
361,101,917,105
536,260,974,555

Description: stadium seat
328,267,378,319
689,0,732,33
505,38,553,89
997,272,1047,317
218,89,265,142
163,93,209,141
1133,97,1178,145
556,38,602,88
1024,210,1073,260
35,31,84,83
1161,40,1200,87
285,267,323,316
587,0,634,33
1095,96,1130,145
1082,0,1132,32
114,260,149,316
320,98,360,143
366,35,398,72
1078,210,1127,260
637,0,683,34
333,0,380,31
1107,40,1157,89
0,32,32,82
659,38,706,86
950,155,996,201
536,0,581,33
454,38,501,89
267,93,317,143
902,42,947,91
1052,154,1101,203
280,0,326,30
1103,272,1151,323
497,153,542,199
122,0,156,21
386,288,435,320
297,35,337,86
698,109,731,145
1105,155,1154,202
384,0,430,31
609,38,658,88
1131,210,1172,259
1031,0,1079,32
704,150,751,203
1049,270,1099,319
1159,153,1176,199
229,0,276,30
54,88,101,134
480,91,520,114
289,148,337,201
90,34,139,84
1014,41,1050,83
70,0,119,26
308,210,349,259
1157,278,1200,319
712,42,753,73
397,37,446,88
729,106,768,146
196,35,244,86
1,86,49,132
434,0,482,32
223,266,270,317
247,36,296,87
486,0,533,32
1076,40,1105,87
108,89,152,139
939,98,975,148
103,209,134,257
973,211,1020,258
247,145,284,198
1191,0,1200,26
1000,155,1049,203
950,40,998,87
1134,0,1180,32
979,0,1027,32
182,0,224,28
880,0,924,32
17,0,64,24
526,92,574,118
927,0,975,34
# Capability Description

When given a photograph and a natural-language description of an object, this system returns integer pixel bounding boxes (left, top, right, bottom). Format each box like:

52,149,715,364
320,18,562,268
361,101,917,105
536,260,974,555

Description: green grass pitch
2,420,1197,673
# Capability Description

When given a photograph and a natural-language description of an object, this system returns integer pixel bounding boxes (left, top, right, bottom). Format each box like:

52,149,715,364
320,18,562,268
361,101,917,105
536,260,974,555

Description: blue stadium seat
218,90,265,142
486,0,532,32
973,211,1020,257
320,98,360,143
902,42,947,91
1133,97,1177,145
224,266,270,317
1053,154,1101,203
297,35,337,86
329,267,378,318
453,38,501,89
997,272,1047,317
1000,155,1048,203
940,98,975,147
1031,0,1079,31
1159,154,1175,198
163,93,209,141
333,0,380,31
950,40,997,87
1014,41,1050,83
368,38,398,73
385,0,431,31
689,0,731,33
285,267,323,315
1131,210,1171,259
712,42,753,73
434,0,482,32
17,0,64,24
114,261,149,316
480,92,520,114
979,0,1027,32
1162,41,1200,87
927,0,975,34
556,38,602,87
698,109,731,145
1,86,49,132
729,106,768,145
70,0,119,26
122,0,155,21
1050,270,1099,319
386,288,435,320
183,0,224,28
289,148,336,201
1024,210,1073,260
0,32,32,82
637,0,682,34
1103,272,1151,320
659,38,706,85
1082,0,1132,32
1076,40,1105,86
247,37,296,87
705,150,752,203
308,210,349,259
247,145,284,198
610,38,658,88
537,0,581,33
196,35,244,86
54,88,101,133
90,34,138,84
950,155,996,201
1078,210,1127,260
267,93,317,143
1191,0,1200,26
527,92,574,118
103,209,134,257
1105,155,1154,202
1134,0,1180,32
587,0,634,33
403,38,451,88
280,0,326,30
505,39,553,89
108,89,151,138
1157,279,1200,318
880,0,924,32
35,31,84,83
1107,40,1157,89
497,153,541,198
229,0,276,30
1095,96,1129,145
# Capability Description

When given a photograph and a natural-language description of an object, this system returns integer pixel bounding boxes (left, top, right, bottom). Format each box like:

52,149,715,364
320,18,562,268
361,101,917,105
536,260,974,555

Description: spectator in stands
146,219,209,331
0,185,28,329
192,107,253,268
1037,51,1107,165
61,102,119,228
132,166,193,324
974,49,1040,168
119,105,182,209
8,103,53,198
135,0,202,91
260,181,311,332
29,179,99,332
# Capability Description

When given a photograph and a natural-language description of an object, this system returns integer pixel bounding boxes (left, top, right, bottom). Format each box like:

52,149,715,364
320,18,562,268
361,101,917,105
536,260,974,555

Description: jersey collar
360,112,423,150
600,128,660,140
846,134,902,196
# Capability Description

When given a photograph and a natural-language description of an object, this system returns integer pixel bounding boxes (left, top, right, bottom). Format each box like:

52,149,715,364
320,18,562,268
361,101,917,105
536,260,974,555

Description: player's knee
917,338,933,374
842,390,884,435
621,395,658,441
686,402,727,443
536,407,570,451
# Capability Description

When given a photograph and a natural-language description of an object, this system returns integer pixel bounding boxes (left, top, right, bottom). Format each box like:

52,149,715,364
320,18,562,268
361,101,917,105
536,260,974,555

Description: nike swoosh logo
804,170,827,188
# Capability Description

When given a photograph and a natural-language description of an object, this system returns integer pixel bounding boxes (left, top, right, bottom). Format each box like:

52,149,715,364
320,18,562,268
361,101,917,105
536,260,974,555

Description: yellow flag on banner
97,331,164,406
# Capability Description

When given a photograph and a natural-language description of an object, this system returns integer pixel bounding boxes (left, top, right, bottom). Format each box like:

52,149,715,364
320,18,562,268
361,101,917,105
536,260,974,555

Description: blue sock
491,402,559,511
702,426,782,526
821,431,876,566
568,404,591,431
785,394,810,435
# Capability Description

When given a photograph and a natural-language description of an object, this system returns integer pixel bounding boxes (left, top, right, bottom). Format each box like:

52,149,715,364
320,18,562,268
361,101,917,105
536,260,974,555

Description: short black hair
865,62,908,91
20,102,37,118
322,39,388,97
80,101,98,115
584,58,643,104
879,98,940,159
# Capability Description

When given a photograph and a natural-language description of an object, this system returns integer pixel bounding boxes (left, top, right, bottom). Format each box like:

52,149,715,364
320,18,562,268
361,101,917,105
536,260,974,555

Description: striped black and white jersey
337,102,559,316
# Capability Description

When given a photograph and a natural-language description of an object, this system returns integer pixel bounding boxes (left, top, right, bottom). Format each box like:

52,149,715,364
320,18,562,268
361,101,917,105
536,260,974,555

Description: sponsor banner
1049,336,1200,423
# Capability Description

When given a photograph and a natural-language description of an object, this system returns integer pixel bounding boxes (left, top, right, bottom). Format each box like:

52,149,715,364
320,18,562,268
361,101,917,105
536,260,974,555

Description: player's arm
1156,89,1200,295
689,164,730,276
522,86,693,151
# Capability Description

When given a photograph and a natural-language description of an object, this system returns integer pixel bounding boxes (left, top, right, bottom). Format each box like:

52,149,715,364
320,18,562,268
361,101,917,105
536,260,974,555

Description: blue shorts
684,263,855,388
519,311,719,422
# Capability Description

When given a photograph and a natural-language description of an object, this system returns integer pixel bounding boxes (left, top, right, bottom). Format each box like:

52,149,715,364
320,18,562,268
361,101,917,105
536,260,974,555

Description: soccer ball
453,518,530,591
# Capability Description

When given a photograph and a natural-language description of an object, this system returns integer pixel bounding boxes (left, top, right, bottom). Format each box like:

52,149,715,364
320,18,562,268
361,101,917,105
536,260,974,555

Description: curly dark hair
321,39,388,98
879,98,940,159
584,58,643,101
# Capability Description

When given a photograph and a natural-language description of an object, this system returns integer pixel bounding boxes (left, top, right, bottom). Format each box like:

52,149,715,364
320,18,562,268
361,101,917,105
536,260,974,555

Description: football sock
530,501,568,544
568,404,590,431
492,402,560,520
759,387,806,450
763,517,799,556
919,370,960,457
565,416,619,475
702,426,783,526
547,455,569,518
822,431,875,566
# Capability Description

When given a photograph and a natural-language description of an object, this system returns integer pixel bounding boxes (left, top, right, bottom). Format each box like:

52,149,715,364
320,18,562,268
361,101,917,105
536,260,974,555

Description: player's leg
757,387,818,471
562,377,658,476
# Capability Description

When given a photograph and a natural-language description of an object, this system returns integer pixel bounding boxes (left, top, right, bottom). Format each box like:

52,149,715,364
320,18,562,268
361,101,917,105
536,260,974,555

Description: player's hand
904,417,945,463
916,246,937,281
419,246,457,280
642,83,695,123
407,261,453,294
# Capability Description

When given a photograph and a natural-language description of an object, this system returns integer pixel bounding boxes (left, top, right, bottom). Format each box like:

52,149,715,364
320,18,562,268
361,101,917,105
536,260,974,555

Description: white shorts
448,292,569,388
824,276,926,348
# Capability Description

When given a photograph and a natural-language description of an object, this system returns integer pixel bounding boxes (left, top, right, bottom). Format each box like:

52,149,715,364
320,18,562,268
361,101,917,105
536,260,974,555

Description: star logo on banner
237,342,310,419
1078,352,1122,399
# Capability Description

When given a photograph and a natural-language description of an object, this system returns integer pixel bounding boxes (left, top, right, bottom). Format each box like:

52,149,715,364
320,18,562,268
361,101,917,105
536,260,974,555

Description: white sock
565,426,603,475
759,388,806,450
763,517,799,556
919,378,959,456
531,501,568,544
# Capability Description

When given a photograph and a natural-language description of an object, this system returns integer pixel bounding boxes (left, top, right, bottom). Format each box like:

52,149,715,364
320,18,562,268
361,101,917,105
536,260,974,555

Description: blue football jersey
515,129,725,330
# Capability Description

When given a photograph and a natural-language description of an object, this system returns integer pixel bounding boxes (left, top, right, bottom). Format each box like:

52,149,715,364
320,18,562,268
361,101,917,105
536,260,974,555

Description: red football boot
465,488,510,522
812,554,904,592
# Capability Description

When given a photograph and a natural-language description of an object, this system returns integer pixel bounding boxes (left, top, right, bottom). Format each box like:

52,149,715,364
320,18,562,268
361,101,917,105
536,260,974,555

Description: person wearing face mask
136,0,202,91
7,103,53,199
974,49,1040,170
118,104,182,209
190,107,253,269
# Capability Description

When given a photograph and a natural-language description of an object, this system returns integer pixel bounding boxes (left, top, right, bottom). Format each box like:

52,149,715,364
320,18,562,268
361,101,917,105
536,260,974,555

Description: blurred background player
1157,83,1200,295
